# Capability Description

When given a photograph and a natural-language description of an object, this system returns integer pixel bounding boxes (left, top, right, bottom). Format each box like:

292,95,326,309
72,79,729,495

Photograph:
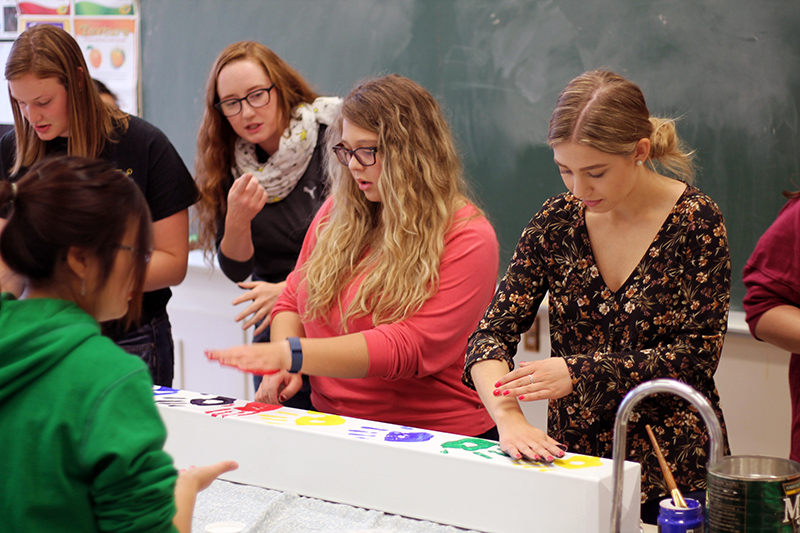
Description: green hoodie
0,294,178,532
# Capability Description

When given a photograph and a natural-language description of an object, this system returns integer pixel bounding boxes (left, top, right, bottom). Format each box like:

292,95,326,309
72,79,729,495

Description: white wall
171,250,792,459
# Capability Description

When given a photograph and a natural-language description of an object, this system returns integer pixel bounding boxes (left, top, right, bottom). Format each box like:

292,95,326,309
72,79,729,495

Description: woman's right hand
256,370,304,405
496,411,566,462
226,173,269,228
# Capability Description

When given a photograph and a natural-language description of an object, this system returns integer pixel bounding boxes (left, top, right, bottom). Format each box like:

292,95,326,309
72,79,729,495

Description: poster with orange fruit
74,18,137,113
13,0,140,115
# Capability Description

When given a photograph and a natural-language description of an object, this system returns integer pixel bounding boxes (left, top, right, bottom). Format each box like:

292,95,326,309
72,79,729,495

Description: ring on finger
529,374,534,385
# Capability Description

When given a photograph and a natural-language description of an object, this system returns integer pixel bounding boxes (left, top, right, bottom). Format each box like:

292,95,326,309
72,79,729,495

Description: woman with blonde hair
0,24,198,387
207,74,500,438
195,41,340,408
465,70,730,523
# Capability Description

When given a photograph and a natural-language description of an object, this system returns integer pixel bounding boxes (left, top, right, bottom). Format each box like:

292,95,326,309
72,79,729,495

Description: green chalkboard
140,0,800,311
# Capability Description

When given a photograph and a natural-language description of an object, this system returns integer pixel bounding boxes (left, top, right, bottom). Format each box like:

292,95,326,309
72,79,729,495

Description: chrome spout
610,379,724,532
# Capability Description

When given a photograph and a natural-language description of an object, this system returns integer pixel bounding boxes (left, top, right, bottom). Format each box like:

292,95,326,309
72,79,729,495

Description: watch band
287,336,303,374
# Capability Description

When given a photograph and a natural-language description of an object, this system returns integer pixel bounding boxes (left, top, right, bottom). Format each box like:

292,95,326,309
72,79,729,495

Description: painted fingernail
518,395,525,400
515,453,522,459
502,390,510,396
533,455,541,462
558,451,566,458
556,444,568,452
493,389,501,396
279,395,286,403
494,381,501,387
546,455,554,462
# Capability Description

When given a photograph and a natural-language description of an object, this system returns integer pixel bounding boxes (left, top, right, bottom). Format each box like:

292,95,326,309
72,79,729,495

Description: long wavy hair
548,70,696,183
0,156,152,323
4,24,128,176
302,74,474,329
194,41,318,257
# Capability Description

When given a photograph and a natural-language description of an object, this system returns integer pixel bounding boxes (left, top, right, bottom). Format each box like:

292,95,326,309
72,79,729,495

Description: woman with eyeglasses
194,41,340,408
0,156,236,532
206,74,500,438
0,24,198,387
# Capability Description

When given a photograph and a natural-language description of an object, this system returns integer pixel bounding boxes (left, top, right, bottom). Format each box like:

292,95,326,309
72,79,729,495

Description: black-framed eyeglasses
332,144,379,167
215,85,275,117
117,244,153,264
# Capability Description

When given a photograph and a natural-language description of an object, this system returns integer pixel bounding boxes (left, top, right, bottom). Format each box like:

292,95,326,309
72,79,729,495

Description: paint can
706,455,800,532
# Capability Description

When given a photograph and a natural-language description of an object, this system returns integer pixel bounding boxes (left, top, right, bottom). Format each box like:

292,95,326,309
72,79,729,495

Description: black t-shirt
0,116,199,326
216,124,328,284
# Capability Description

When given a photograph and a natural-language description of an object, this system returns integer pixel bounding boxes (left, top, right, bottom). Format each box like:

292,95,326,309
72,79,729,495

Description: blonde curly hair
301,74,476,328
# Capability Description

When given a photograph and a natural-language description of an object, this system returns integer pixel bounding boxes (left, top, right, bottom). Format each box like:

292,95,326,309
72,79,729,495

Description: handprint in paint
348,425,434,443
205,401,281,418
440,437,506,459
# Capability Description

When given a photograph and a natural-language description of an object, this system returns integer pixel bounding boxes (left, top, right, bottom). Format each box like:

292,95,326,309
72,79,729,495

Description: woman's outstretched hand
205,341,289,375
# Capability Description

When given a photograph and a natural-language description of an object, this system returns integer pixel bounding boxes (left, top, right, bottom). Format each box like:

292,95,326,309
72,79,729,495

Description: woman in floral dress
463,70,730,523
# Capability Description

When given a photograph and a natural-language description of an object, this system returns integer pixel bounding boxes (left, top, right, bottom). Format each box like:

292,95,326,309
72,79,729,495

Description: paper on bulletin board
17,0,70,15
0,41,15,124
74,18,137,113
12,0,140,115
74,0,134,16
17,16,70,31
0,0,18,39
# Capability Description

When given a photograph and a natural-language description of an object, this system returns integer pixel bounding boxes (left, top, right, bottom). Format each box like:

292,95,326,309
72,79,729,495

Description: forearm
0,257,24,296
0,218,24,296
269,312,369,378
754,305,800,354
143,249,188,291
470,359,528,427
145,210,190,291
219,216,254,262
293,334,370,378
171,475,196,533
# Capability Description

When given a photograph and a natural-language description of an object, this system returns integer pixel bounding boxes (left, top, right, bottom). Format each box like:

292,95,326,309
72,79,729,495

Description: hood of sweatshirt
0,293,99,403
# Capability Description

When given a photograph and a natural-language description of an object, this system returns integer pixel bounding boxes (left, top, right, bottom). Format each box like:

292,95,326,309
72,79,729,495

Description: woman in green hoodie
0,156,236,532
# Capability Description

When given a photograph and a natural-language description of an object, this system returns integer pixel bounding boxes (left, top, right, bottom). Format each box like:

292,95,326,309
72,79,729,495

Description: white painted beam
156,387,641,533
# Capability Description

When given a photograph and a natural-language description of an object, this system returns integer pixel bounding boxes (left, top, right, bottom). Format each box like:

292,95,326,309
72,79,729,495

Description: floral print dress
464,185,730,503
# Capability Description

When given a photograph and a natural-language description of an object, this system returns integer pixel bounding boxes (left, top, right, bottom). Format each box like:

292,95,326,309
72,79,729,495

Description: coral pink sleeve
363,211,499,379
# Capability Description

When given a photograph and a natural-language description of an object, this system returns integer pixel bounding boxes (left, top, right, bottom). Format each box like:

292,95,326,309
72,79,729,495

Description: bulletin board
13,0,140,114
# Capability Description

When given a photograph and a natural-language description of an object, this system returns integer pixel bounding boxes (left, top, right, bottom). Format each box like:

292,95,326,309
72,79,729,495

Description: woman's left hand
493,357,573,401
232,280,286,335
205,342,289,375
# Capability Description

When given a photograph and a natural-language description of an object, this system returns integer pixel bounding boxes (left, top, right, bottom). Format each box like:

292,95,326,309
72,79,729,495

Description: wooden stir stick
645,424,688,508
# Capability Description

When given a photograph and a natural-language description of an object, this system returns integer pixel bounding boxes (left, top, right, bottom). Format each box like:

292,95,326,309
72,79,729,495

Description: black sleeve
0,130,17,182
0,131,17,218
111,117,198,223
140,124,198,222
216,247,255,282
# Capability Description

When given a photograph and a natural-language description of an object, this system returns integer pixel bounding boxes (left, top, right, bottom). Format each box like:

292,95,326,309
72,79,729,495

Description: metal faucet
610,379,725,532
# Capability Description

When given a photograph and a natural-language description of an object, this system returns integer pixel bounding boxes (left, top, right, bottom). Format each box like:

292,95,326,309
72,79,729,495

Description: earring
81,278,86,297
636,160,643,167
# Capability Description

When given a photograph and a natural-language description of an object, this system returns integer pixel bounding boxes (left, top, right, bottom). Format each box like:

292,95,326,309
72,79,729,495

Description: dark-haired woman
0,24,197,387
0,156,235,532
